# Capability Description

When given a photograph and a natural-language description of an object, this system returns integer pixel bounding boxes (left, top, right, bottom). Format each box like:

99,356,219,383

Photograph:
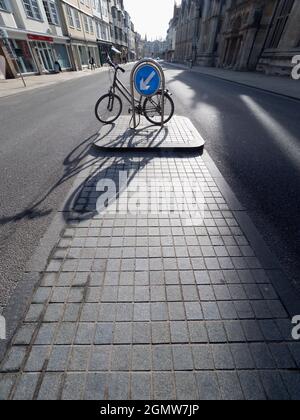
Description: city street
1,64,300,400
1,64,300,311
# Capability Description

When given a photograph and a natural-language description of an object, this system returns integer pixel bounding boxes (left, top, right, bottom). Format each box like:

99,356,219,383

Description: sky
124,0,177,40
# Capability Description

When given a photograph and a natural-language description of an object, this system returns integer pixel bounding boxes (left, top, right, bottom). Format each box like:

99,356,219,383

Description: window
22,0,42,20
43,0,59,25
0,0,9,12
266,0,294,49
89,17,94,34
83,15,89,33
66,5,74,27
74,10,81,30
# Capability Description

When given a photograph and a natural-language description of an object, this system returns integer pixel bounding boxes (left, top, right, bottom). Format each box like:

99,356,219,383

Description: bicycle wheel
143,91,175,125
95,93,122,124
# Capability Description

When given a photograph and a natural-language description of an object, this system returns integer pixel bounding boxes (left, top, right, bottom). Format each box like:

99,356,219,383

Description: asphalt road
0,67,118,309
0,63,299,310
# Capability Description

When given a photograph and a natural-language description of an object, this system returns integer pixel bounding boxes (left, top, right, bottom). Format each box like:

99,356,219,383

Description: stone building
171,0,300,76
174,0,200,63
166,3,180,62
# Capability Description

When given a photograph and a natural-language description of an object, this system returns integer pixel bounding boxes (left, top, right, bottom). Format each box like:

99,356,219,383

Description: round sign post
130,59,165,129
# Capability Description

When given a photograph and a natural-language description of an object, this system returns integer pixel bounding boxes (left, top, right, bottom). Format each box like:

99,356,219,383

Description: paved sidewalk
0,67,108,99
166,62,300,101
0,118,300,400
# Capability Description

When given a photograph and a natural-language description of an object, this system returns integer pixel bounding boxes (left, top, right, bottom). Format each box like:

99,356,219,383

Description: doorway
33,41,55,72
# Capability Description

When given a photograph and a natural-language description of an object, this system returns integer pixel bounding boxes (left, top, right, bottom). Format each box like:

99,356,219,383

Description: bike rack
130,59,165,129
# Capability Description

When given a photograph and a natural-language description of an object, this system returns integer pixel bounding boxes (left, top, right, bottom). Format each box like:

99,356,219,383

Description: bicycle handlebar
107,55,125,73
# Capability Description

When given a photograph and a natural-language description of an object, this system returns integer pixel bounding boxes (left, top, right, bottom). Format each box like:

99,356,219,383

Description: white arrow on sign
140,70,156,91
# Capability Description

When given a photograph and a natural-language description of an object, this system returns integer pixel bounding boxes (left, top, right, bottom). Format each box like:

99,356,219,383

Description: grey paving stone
94,323,114,345
55,322,77,345
230,344,255,369
175,372,199,400
250,343,276,369
151,322,170,344
185,302,203,320
12,373,39,400
260,371,290,401
44,304,64,322
212,345,235,370
234,301,254,319
170,321,189,343
84,373,107,400
89,346,111,371
166,286,182,301
13,324,36,345
68,346,90,371
134,303,150,321
108,372,130,400
268,343,296,369
195,371,221,400
37,373,62,400
33,287,52,304
188,321,208,343
172,345,193,370
288,343,300,368
168,302,185,320
132,345,151,371
131,372,152,400
151,302,168,321
47,346,71,372
113,323,132,344
192,345,214,370
238,371,266,400
152,345,173,371
182,285,198,301
153,372,176,400
0,374,17,400
281,371,300,401
206,321,227,343
217,371,244,400
241,320,264,342
99,303,117,322
25,346,50,372
34,324,57,345
218,301,238,319
111,346,131,371
80,303,99,322
202,302,221,320
61,373,86,400
63,303,81,322
132,322,151,344
25,304,44,322
224,320,246,342
1,347,27,372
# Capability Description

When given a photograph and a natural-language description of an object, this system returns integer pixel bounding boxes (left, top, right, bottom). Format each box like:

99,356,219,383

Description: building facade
0,0,71,77
166,4,180,62
170,0,300,76
0,0,142,78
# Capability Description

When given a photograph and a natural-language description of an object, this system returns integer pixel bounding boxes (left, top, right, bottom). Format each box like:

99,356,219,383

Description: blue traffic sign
134,64,161,97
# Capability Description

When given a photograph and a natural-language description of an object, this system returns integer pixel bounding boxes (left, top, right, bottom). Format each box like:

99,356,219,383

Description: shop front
97,40,113,66
0,28,71,78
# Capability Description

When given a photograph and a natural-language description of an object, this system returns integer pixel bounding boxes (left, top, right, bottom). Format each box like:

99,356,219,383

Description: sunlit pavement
1,128,300,399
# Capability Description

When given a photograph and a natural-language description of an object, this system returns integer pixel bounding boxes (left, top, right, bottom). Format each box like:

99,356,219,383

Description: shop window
22,0,42,21
54,44,70,69
11,39,37,73
266,0,294,49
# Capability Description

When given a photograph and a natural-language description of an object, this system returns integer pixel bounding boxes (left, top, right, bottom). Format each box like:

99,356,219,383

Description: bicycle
95,56,175,126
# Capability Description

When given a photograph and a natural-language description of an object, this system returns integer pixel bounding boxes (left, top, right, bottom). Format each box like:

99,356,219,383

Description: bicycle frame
110,68,142,109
